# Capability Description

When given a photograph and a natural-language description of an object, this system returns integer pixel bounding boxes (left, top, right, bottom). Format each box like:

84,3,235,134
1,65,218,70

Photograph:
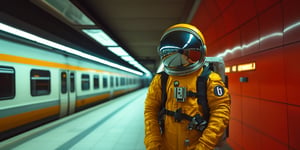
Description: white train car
0,32,142,141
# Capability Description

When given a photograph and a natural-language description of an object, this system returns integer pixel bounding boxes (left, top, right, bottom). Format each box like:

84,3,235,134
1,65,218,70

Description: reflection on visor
162,48,202,68
185,49,201,62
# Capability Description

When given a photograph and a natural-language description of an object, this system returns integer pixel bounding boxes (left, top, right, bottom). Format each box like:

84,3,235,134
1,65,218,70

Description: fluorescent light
128,61,139,65
82,29,118,46
0,22,143,76
81,28,152,75
108,47,129,56
121,56,134,61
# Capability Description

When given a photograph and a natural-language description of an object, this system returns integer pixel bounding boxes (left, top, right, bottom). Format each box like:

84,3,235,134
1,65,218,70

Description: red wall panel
288,105,300,150
242,97,260,129
260,101,288,144
258,3,283,51
215,0,233,12
207,37,226,57
226,141,241,150
261,134,288,150
235,0,256,27
222,30,242,61
256,48,286,103
283,0,300,44
256,0,281,14
230,95,242,120
284,43,300,106
241,70,260,98
228,120,242,148
192,0,211,30
227,71,241,95
203,0,220,21
240,18,260,56
203,25,218,46
242,126,261,150
222,4,239,35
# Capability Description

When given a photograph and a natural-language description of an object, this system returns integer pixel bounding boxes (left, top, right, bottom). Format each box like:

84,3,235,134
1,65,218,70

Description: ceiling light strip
0,22,143,76
82,29,118,46
83,29,152,76
107,47,129,56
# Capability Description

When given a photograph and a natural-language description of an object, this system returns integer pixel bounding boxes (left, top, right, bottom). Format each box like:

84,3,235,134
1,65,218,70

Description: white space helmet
158,23,207,76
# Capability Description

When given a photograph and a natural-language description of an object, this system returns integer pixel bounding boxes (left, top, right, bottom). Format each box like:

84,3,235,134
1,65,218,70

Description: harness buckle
187,114,208,131
174,108,183,122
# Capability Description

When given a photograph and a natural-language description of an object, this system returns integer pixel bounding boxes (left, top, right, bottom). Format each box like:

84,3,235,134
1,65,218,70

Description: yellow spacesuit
144,24,231,150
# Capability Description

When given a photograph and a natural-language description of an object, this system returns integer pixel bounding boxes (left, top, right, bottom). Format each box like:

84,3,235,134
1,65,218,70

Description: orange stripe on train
0,105,60,132
75,90,129,108
76,93,111,108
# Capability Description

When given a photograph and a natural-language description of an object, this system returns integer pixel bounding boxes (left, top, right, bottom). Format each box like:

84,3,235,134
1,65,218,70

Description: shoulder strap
197,66,211,121
160,71,169,109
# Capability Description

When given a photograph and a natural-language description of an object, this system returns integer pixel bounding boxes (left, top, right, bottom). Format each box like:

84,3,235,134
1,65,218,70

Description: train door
59,71,76,117
68,71,76,114
60,71,68,117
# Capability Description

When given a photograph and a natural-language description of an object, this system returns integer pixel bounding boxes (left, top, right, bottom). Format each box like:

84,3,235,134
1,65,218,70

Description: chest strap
162,108,207,131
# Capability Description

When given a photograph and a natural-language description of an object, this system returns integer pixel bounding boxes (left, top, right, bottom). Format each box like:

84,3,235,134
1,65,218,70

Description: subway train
0,29,144,141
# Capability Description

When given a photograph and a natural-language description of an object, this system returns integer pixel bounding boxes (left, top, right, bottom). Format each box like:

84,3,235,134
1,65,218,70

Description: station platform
0,88,147,150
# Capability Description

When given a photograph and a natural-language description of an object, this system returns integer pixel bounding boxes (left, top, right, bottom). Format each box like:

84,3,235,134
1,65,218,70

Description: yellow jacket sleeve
197,72,231,150
144,74,163,149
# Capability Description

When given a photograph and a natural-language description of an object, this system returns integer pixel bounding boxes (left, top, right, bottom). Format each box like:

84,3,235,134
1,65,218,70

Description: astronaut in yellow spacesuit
144,24,231,150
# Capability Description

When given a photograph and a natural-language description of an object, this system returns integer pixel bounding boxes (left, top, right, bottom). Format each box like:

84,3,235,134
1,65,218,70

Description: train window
103,75,108,88
121,77,125,86
81,74,90,90
110,76,114,87
31,69,51,96
116,77,119,87
94,74,99,89
0,66,15,100
129,78,132,85
70,72,75,92
61,72,67,93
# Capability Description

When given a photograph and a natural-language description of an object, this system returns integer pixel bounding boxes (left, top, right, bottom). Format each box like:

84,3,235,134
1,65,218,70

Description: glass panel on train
121,77,125,86
110,76,114,88
0,66,15,100
61,72,67,93
94,74,99,89
81,74,90,90
129,78,132,85
116,76,119,87
31,69,51,96
70,72,75,92
103,75,108,88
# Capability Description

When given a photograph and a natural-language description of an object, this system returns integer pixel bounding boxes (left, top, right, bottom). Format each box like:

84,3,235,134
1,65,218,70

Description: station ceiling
0,0,200,75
